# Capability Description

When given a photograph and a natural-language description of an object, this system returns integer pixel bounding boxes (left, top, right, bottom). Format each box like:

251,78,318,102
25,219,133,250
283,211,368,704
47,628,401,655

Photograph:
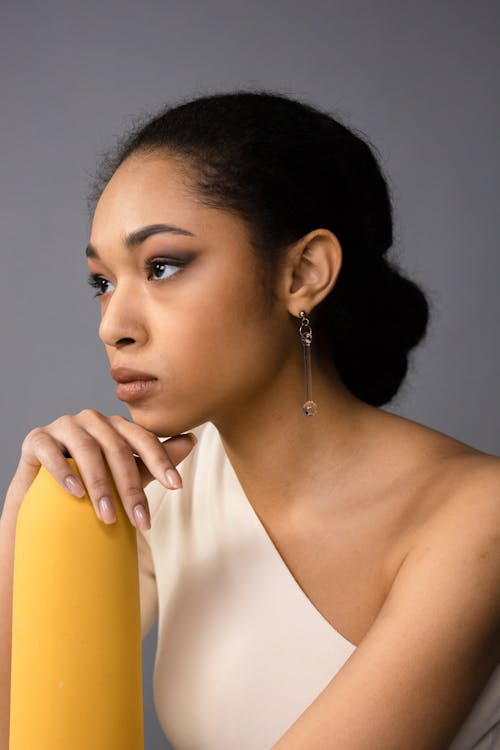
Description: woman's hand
5,409,197,531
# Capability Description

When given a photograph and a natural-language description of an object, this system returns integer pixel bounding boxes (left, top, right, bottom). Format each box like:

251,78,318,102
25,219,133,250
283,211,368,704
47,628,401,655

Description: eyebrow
85,223,196,259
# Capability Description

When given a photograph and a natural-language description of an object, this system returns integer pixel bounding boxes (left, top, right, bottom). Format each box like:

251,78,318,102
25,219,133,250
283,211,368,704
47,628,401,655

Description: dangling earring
299,310,319,416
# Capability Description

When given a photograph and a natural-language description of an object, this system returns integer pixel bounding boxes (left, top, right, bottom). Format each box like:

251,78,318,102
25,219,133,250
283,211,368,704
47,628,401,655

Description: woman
1,90,499,750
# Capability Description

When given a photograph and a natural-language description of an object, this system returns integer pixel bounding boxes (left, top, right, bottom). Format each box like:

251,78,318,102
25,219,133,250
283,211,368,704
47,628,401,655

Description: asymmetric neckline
138,419,500,750
219,429,358,650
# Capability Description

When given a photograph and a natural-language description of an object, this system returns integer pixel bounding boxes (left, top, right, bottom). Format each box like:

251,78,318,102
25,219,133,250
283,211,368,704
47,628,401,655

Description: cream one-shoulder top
137,421,500,750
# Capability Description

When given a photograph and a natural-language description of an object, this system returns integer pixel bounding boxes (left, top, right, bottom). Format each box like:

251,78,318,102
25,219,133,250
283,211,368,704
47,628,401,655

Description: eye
146,258,184,281
86,257,188,298
87,274,114,298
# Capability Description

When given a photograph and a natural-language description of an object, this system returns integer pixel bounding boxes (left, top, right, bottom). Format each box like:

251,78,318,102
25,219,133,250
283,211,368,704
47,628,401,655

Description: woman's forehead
90,157,253,257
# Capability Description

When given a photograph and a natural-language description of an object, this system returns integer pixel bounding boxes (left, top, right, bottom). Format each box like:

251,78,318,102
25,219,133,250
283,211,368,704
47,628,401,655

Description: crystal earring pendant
299,310,319,416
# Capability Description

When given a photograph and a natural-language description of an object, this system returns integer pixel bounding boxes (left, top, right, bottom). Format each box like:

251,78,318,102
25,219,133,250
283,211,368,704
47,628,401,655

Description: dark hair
87,89,431,407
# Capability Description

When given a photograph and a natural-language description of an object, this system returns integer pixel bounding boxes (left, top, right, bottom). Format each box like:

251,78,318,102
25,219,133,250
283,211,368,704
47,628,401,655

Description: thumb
162,432,198,465
136,432,198,487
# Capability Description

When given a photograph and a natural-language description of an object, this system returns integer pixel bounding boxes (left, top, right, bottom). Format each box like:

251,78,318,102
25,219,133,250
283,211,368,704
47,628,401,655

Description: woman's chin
127,409,203,438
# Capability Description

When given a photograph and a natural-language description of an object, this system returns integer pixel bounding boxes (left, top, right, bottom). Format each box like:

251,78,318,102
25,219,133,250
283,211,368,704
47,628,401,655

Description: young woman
1,90,499,750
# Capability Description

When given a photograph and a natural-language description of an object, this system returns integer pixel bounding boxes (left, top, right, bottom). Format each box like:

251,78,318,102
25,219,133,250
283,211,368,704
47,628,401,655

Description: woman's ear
281,229,342,316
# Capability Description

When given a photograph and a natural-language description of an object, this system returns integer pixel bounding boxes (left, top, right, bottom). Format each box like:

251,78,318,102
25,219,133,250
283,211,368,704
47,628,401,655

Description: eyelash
86,257,188,298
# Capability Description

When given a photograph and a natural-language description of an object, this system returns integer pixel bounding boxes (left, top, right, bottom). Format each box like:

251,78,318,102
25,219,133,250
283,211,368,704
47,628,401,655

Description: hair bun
321,255,430,406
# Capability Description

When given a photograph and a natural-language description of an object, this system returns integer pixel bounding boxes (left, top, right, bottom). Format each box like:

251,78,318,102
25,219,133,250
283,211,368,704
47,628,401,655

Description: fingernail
133,504,150,530
165,468,182,489
64,475,86,497
99,497,116,524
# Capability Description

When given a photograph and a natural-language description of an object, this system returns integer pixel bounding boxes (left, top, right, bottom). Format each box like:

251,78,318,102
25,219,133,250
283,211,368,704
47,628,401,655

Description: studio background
1,2,499,747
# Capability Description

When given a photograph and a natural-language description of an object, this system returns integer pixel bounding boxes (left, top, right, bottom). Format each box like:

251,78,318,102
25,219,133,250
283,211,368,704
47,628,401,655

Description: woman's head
87,89,430,434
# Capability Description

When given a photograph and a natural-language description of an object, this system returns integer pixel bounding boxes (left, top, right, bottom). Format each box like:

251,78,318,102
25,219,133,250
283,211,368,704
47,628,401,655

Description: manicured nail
165,468,182,489
133,504,150,530
99,497,116,524
64,475,86,497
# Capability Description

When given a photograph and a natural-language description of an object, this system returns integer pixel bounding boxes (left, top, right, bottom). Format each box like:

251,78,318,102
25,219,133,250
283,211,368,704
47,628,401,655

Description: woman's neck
212,356,377,517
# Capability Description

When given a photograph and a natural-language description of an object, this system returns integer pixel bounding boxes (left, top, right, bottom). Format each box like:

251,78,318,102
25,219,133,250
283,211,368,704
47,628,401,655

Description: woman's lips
116,379,160,402
110,366,157,382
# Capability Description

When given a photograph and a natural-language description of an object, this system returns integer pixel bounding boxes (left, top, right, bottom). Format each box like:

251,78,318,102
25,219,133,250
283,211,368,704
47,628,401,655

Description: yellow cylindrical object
9,458,144,750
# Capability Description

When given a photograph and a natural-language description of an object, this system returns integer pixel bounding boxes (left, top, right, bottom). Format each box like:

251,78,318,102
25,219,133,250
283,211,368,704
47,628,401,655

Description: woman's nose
98,284,147,348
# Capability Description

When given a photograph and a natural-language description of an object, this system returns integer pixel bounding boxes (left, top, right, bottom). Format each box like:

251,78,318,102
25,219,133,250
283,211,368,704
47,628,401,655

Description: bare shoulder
417,448,500,578
411,423,500,535
385,411,500,580
374,414,500,659
368,409,500,573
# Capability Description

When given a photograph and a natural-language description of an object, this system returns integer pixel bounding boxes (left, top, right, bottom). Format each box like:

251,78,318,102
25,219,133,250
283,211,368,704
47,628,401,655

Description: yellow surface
9,458,144,749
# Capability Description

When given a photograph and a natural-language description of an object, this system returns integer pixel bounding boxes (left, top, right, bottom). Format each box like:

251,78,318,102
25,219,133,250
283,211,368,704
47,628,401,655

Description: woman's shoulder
405,414,499,517
353,421,500,750
412,447,500,561
376,407,500,501
385,411,500,573
366,410,500,583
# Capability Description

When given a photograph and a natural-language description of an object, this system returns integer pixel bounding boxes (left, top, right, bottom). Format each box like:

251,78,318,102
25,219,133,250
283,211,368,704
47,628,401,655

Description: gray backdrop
1,2,499,748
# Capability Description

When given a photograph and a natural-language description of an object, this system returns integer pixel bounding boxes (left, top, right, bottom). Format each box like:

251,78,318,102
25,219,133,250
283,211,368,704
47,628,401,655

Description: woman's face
87,152,294,437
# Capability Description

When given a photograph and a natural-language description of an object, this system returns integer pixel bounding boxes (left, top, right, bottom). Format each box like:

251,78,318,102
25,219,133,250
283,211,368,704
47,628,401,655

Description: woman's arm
271,463,500,750
0,498,19,750
0,464,39,750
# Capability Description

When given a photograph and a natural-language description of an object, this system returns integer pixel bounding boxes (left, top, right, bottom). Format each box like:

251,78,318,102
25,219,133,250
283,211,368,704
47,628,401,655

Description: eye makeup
86,251,198,298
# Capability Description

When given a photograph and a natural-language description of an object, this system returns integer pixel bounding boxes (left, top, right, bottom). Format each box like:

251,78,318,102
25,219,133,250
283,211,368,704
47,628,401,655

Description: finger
48,411,150,527
134,435,196,489
68,412,162,529
95,440,153,530
48,411,198,529
52,425,125,525
97,424,197,531
161,433,199,467
107,415,197,490
20,428,87,499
